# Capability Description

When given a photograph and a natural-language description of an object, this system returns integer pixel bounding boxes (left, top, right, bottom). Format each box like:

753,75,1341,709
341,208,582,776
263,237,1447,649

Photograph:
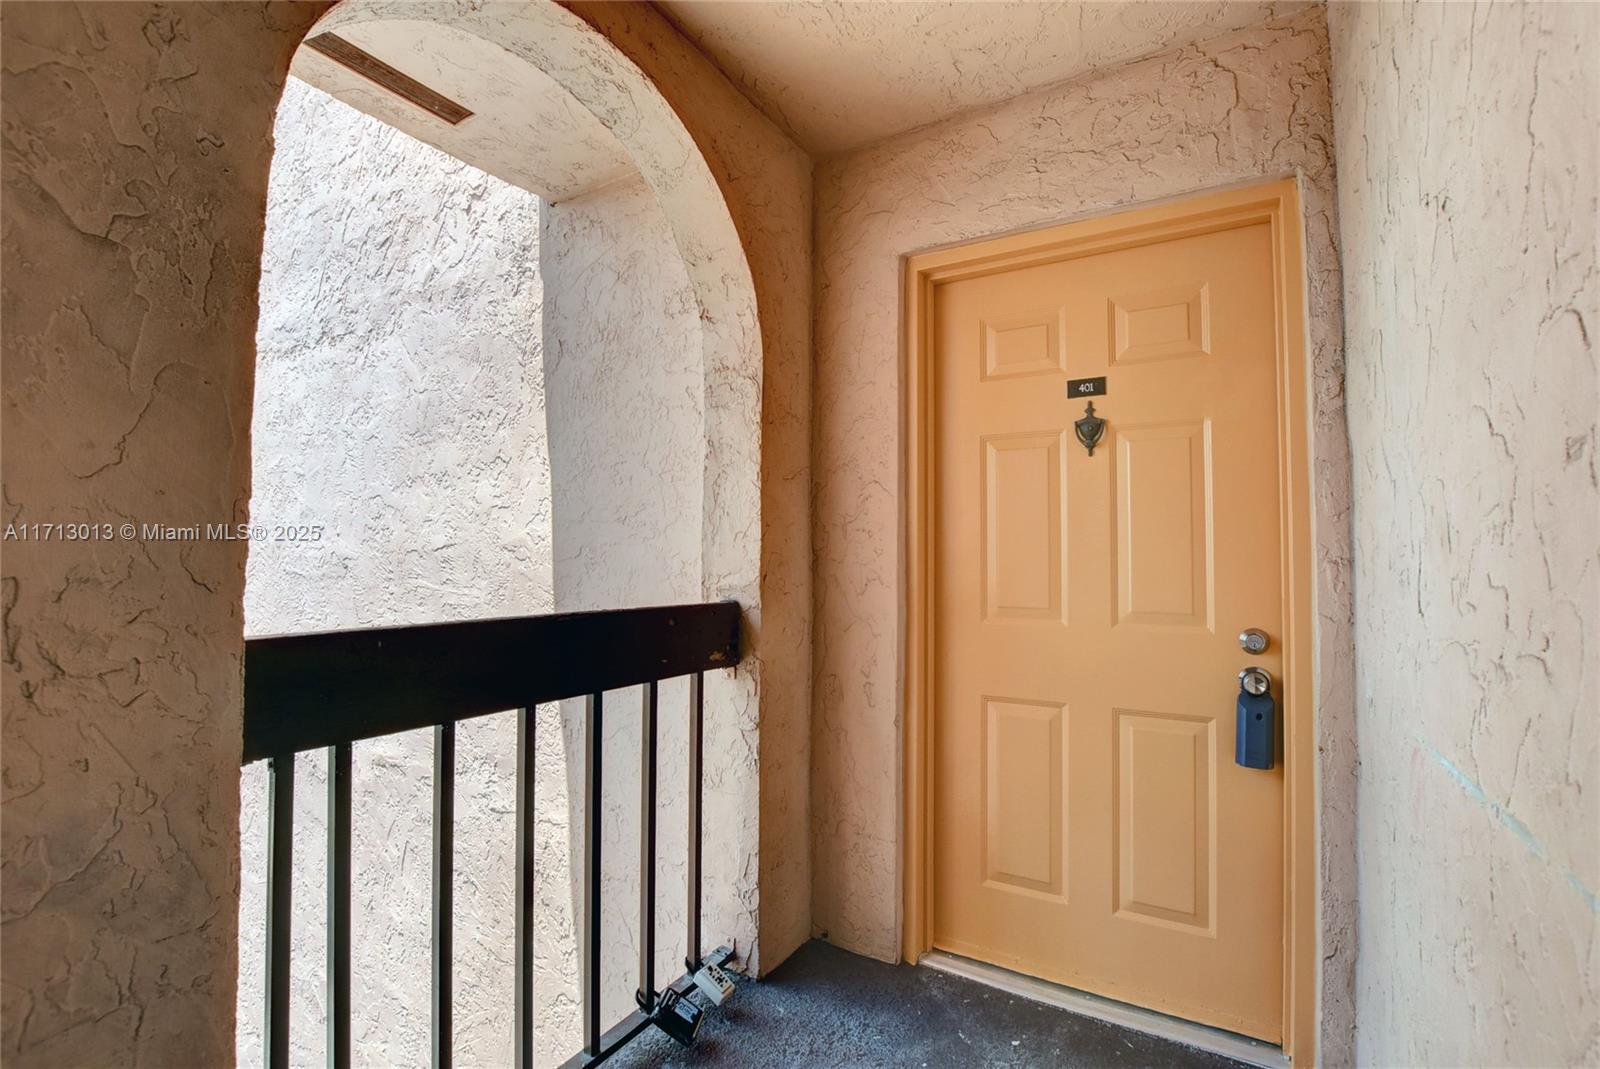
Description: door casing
900,178,1318,1063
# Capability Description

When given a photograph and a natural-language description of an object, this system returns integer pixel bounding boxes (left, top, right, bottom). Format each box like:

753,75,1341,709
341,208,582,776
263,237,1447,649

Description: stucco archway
0,2,811,1065
305,0,764,620
275,4,816,997
258,0,771,1054
242,3,767,1059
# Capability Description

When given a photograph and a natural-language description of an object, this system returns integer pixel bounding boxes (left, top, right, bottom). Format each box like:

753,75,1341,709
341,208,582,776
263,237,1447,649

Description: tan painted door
931,219,1284,1041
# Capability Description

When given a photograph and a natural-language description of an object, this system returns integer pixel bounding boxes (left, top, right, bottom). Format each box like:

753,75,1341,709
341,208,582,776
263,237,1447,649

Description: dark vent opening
304,33,474,126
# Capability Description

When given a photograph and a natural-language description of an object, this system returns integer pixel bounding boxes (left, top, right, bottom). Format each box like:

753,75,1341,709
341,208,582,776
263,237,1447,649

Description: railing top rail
242,601,740,763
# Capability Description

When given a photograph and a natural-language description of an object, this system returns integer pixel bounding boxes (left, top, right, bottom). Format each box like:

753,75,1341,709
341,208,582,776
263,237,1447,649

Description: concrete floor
609,940,1253,1068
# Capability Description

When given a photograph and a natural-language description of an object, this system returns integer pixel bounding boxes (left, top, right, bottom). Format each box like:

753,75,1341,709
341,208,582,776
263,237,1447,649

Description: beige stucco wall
2,2,811,1064
309,0,818,977
535,172,707,1058
293,0,816,979
0,4,328,1066
809,6,1355,1059
0,0,812,1062
1328,3,1600,1064
237,77,547,1068
559,2,816,973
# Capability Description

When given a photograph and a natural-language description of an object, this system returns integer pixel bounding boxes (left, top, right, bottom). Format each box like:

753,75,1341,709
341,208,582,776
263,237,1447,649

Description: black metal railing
243,602,742,1069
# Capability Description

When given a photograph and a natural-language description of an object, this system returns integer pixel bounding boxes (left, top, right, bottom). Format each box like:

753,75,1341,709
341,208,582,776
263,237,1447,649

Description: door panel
1110,282,1211,365
983,697,1066,896
1115,421,1211,627
982,307,1068,380
1114,709,1214,930
931,220,1284,1042
982,432,1065,621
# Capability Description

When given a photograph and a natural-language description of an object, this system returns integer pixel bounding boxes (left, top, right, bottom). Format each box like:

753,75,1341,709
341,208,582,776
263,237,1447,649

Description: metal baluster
638,682,659,1010
433,723,455,1069
583,693,603,1056
687,672,703,973
514,708,537,1069
265,753,295,1069
327,743,352,1069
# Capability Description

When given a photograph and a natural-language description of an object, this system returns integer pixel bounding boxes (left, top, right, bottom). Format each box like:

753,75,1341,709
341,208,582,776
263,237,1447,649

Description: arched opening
237,3,762,1063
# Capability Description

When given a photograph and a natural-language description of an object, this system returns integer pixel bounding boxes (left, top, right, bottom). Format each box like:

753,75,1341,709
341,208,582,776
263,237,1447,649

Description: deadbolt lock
1238,628,1269,654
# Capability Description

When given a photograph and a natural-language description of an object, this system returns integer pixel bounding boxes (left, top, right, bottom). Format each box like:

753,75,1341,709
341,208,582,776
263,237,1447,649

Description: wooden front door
930,214,1286,1041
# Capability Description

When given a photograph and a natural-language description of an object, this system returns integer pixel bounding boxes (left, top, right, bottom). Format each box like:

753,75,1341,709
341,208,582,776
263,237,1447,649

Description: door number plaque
1067,376,1107,397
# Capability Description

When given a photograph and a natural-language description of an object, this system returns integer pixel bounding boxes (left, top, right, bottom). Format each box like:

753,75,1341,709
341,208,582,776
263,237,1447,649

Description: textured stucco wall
2,2,811,1063
310,0,816,976
535,173,705,1059
0,4,326,1067
658,0,1315,155
1328,3,1600,1065
561,2,817,973
810,6,1354,1059
237,78,546,1068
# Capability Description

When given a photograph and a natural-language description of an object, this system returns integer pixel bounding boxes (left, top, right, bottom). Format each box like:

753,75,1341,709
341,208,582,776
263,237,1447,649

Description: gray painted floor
608,940,1253,1068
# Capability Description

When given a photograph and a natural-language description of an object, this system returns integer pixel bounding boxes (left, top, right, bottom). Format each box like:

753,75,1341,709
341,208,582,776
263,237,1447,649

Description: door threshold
920,951,1289,1069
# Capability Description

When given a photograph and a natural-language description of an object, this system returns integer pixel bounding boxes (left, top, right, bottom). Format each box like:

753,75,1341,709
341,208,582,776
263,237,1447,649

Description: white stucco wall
1328,3,1600,1065
238,77,548,1068
535,173,708,1061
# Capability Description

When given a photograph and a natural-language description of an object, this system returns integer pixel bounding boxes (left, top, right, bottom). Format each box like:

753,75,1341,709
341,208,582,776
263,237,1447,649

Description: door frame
900,178,1317,1062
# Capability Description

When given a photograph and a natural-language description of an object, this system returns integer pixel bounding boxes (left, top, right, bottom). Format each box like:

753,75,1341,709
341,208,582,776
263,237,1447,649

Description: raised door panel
981,307,1067,381
1114,422,1212,628
1109,283,1211,365
983,432,1065,622
1114,710,1215,933
983,698,1067,898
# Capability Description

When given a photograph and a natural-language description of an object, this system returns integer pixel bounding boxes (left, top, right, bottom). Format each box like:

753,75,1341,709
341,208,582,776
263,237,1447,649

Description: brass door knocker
1074,400,1106,456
